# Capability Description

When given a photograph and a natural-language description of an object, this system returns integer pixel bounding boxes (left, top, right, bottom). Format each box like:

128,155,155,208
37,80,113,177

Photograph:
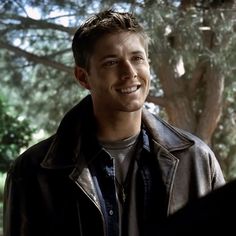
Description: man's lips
116,85,141,94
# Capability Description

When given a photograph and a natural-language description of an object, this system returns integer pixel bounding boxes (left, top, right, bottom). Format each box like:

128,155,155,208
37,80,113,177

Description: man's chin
120,102,144,113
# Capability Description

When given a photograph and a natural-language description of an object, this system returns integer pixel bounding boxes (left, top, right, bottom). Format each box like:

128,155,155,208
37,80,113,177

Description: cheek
90,79,109,93
140,68,150,84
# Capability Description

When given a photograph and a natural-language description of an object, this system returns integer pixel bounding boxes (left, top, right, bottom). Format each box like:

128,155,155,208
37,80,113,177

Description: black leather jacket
3,95,225,236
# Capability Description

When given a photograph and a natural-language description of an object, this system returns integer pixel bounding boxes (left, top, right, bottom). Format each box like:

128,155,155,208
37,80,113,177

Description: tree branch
0,41,73,74
1,14,76,34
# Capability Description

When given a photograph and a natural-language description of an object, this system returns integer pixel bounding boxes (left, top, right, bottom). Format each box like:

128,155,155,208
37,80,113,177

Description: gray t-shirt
100,133,140,236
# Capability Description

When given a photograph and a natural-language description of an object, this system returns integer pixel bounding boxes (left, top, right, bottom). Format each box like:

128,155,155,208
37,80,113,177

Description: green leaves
0,97,33,172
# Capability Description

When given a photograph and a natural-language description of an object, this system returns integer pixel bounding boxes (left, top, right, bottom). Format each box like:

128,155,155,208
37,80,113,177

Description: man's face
83,32,150,114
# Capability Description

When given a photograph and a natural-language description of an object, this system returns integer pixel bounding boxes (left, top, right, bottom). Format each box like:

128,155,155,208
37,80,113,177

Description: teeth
120,86,138,94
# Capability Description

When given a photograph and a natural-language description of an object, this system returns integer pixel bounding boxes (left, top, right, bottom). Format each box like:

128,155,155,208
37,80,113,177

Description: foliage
213,80,236,180
0,96,33,172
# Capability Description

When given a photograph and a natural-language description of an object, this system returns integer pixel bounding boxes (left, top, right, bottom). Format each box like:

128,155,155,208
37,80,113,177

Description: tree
146,0,235,143
0,0,235,179
143,0,236,179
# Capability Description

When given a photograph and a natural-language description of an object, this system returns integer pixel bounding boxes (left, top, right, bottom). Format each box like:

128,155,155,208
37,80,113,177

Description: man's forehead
93,32,146,55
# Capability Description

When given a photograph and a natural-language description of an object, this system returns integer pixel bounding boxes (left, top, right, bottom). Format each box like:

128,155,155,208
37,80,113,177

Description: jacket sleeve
3,166,29,236
209,149,226,189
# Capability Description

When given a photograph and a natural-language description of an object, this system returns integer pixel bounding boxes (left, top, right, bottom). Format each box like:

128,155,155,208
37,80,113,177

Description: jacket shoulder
174,126,215,158
144,109,211,152
7,135,55,179
143,109,221,164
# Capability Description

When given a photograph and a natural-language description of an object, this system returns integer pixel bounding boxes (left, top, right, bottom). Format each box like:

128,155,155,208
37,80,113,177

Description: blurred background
0,0,236,234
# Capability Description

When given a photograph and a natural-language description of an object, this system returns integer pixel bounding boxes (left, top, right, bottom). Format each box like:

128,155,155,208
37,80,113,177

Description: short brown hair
72,9,149,70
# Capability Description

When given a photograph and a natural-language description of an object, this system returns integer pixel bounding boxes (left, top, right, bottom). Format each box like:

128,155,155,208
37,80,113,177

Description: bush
0,97,33,172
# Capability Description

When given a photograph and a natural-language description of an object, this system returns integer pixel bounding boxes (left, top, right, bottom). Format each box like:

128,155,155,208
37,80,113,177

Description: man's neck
95,110,142,142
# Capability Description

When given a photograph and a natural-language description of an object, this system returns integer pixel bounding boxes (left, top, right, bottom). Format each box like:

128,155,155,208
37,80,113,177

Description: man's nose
120,60,137,80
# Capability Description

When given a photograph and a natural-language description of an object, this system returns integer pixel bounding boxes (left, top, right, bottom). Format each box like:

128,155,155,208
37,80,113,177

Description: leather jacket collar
41,95,193,169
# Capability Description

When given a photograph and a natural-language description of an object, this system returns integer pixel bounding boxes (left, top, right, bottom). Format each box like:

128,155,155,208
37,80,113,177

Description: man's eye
103,60,118,67
133,56,144,63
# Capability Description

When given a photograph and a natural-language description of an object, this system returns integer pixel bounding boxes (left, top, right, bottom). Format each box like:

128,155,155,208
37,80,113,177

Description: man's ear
74,66,91,90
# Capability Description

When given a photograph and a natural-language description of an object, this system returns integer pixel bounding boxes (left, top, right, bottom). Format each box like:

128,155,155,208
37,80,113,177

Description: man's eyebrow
100,54,117,60
131,50,145,55
100,51,145,60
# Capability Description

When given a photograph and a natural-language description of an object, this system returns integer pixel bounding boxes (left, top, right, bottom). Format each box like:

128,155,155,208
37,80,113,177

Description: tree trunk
149,54,197,133
196,66,224,145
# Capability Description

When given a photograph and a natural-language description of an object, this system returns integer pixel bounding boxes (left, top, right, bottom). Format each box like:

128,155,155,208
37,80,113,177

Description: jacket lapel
40,96,101,210
142,108,194,213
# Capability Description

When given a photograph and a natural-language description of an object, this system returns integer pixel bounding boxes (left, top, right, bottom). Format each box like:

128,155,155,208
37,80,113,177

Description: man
4,9,225,236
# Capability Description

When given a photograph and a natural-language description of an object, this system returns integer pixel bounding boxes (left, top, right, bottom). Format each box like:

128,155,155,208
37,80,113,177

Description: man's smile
116,85,141,94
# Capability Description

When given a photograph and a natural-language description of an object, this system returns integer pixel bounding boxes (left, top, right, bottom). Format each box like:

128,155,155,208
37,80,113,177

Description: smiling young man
4,9,225,236
75,31,150,142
